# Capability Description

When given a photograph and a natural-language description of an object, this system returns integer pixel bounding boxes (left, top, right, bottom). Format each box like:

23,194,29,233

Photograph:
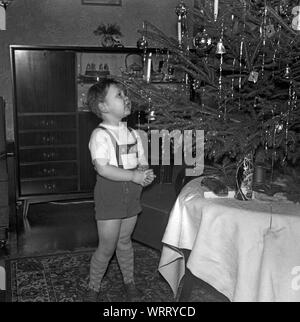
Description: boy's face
101,84,131,119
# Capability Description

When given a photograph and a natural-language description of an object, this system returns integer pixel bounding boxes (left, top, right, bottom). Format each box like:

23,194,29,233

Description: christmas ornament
175,0,187,16
216,21,226,116
272,25,281,78
275,122,284,133
147,96,156,122
231,58,236,101
283,65,292,79
260,5,268,79
278,0,289,17
215,39,226,54
265,24,276,38
238,39,244,109
137,35,148,50
248,71,259,83
236,153,254,201
291,6,300,31
192,79,201,90
193,29,212,51
148,109,156,121
137,22,148,64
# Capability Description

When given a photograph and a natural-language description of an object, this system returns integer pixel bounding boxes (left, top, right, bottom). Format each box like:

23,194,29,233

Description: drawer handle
42,136,55,144
43,183,57,190
42,168,56,176
42,152,56,160
40,120,55,128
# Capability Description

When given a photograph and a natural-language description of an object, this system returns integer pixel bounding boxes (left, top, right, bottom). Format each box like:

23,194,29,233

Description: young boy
85,78,155,302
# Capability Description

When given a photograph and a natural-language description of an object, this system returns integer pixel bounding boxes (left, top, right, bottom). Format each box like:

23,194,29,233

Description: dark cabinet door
13,50,76,113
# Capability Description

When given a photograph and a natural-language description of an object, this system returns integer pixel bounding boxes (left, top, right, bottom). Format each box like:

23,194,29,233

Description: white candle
214,0,219,21
146,52,152,83
178,15,182,45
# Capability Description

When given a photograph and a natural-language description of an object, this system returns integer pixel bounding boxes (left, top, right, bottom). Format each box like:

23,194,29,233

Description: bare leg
116,215,137,284
88,219,122,292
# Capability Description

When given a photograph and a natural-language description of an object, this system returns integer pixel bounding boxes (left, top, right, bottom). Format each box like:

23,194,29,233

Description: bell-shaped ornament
148,109,156,121
283,65,292,79
215,39,226,55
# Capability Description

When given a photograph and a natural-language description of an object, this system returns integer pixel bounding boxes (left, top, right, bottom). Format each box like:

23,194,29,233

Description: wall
0,0,193,140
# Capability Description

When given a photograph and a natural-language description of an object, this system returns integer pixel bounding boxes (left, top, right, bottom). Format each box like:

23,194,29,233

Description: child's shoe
124,282,143,302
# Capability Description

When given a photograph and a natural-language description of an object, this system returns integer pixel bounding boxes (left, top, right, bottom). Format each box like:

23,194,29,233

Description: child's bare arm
94,159,153,185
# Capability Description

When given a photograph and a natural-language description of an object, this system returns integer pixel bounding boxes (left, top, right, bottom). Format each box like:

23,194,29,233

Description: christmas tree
122,0,300,187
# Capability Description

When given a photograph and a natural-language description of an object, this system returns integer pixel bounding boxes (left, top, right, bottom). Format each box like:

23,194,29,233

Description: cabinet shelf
78,73,110,83
17,112,77,116
20,175,78,182
20,160,78,166
19,129,77,134
19,144,77,150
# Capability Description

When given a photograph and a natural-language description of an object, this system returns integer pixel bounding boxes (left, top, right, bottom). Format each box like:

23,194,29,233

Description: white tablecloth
158,177,300,302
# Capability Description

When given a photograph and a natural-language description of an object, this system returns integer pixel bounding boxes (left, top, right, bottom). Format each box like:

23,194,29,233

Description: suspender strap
98,125,137,168
127,126,138,141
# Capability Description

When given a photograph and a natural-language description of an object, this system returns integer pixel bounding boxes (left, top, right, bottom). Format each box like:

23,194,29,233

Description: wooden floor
0,201,103,302
15,201,99,256
0,200,98,300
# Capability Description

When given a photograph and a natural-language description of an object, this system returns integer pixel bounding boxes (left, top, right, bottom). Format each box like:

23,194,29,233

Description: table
158,177,300,302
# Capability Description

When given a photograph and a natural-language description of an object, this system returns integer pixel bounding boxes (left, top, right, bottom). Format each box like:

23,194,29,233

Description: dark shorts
94,175,143,221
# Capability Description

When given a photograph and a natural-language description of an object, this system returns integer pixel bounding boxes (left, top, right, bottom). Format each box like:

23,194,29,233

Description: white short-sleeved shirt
89,122,148,170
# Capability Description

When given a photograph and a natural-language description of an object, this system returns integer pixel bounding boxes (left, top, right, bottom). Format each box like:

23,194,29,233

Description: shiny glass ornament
215,39,226,54
265,24,276,38
248,71,259,83
193,29,212,50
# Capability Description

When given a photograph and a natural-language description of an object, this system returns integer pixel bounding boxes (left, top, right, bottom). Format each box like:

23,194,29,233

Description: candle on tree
178,15,182,45
146,52,152,83
214,0,219,21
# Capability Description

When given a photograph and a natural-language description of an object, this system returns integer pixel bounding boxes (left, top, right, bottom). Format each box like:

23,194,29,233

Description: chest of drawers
11,48,100,219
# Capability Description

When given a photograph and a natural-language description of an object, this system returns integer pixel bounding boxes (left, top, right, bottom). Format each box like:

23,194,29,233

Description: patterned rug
6,242,228,302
